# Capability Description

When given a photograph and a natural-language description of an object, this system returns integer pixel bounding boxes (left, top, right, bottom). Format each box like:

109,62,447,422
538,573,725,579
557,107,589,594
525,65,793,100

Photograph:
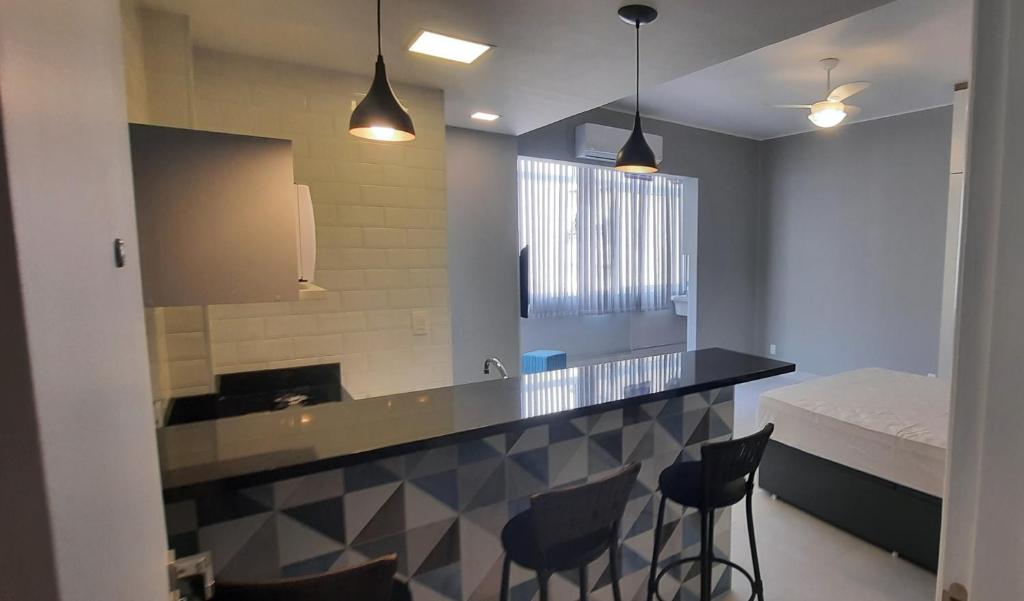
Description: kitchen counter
160,347,792,601
159,347,793,491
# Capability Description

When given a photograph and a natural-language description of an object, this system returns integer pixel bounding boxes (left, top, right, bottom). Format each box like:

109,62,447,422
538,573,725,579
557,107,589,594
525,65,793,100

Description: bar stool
499,463,641,601
648,424,774,601
215,554,407,601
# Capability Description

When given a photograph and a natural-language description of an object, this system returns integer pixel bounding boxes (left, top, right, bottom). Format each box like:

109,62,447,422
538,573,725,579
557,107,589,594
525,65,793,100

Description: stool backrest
700,423,774,497
214,554,397,601
529,462,641,562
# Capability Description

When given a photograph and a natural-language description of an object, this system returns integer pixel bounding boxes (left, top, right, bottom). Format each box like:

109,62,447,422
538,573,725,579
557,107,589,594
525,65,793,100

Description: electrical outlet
411,310,429,336
769,344,777,355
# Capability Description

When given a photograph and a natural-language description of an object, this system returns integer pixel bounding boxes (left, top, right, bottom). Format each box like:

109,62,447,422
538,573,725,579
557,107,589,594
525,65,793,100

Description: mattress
758,368,950,497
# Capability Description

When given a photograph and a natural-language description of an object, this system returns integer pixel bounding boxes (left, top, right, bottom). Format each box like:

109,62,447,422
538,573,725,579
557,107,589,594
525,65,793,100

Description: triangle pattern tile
405,445,459,479
332,547,370,571
588,438,620,476
506,454,547,500
508,425,548,455
281,550,343,579
653,418,683,455
343,481,400,545
196,490,271,527
459,516,504,600
405,478,458,529
461,501,509,540
548,419,585,444
275,513,343,567
405,518,457,576
351,531,408,575
238,485,274,512
510,578,538,601
709,409,731,439
548,438,587,487
465,461,506,511
343,460,400,493
458,457,503,511
417,562,463,601
625,426,654,465
414,520,460,577
275,469,345,509
683,392,711,412
352,483,406,544
409,579,453,601
412,469,459,512
590,430,622,463
282,496,345,544
590,409,623,434
458,438,503,465
624,496,654,540
198,512,273,575
658,397,684,418
215,514,279,581
684,412,710,448
641,399,667,418
508,447,548,486
465,553,506,601
622,404,647,426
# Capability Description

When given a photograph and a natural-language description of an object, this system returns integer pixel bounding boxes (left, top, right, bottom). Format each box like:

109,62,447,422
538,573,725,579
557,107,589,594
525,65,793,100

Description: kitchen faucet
483,356,509,379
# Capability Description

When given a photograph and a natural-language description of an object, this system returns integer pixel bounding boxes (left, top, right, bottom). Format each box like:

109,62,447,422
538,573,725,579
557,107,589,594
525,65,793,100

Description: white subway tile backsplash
148,49,452,406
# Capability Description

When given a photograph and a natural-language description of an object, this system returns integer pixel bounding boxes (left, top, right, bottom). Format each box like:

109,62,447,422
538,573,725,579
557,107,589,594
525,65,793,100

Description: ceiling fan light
808,100,847,128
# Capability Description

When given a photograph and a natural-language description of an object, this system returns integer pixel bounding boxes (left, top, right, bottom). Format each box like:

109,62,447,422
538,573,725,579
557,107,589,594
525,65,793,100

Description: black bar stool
647,424,774,601
499,463,641,601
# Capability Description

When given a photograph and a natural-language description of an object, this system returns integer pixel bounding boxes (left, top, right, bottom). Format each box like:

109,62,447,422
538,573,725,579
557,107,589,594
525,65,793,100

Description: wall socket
411,310,429,336
769,344,777,355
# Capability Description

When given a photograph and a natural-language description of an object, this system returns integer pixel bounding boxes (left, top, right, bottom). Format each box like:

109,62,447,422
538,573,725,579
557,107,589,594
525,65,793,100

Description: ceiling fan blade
844,105,862,117
828,81,870,102
773,104,812,109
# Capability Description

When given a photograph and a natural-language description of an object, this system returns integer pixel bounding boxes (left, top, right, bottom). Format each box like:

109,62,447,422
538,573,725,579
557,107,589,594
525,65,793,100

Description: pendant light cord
377,0,382,57
635,20,640,114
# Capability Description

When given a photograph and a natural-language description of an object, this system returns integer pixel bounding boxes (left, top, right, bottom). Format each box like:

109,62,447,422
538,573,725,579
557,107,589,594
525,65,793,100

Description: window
518,156,688,318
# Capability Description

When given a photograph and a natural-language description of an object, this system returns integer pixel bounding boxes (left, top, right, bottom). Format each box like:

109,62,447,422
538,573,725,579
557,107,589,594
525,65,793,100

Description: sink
671,294,688,316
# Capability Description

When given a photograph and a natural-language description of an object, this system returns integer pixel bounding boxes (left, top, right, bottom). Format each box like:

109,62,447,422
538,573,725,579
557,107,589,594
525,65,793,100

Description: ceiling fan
776,58,870,128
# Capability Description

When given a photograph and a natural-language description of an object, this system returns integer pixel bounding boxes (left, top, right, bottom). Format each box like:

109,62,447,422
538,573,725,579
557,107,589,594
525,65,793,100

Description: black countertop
158,347,793,491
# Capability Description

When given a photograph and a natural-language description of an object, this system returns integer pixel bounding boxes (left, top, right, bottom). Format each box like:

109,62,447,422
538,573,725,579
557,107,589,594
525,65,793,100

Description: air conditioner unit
574,122,663,164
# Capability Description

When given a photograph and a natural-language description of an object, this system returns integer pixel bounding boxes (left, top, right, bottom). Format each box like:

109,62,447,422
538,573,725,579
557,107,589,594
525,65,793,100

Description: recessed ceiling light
408,31,491,64
471,112,500,121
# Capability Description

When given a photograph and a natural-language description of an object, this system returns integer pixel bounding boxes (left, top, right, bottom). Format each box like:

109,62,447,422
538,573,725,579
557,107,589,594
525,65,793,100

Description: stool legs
700,508,712,601
647,494,668,601
537,570,550,601
608,542,623,601
746,490,765,601
499,555,511,601
578,564,587,601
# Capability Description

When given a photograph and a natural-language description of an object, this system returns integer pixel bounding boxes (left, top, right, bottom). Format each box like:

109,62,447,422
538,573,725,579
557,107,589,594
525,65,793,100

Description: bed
756,368,950,571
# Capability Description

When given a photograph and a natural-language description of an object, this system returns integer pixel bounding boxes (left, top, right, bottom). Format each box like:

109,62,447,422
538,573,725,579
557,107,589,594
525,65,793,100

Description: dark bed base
759,440,941,572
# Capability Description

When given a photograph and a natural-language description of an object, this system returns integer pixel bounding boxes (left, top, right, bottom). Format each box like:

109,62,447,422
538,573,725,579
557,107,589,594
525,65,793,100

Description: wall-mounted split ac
574,122,663,164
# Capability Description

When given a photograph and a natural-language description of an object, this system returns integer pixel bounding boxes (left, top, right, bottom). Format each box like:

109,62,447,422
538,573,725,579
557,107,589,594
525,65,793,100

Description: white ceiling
140,0,894,135
607,0,973,140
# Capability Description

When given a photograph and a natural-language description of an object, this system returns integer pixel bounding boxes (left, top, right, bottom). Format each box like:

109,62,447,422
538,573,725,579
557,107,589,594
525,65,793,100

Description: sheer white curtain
518,156,688,318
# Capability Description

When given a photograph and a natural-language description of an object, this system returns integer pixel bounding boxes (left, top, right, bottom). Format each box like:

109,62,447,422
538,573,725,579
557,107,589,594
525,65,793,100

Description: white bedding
758,368,950,497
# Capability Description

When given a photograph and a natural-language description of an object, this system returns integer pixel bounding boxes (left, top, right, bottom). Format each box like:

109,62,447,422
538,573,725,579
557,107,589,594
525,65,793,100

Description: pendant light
615,4,659,174
349,0,415,142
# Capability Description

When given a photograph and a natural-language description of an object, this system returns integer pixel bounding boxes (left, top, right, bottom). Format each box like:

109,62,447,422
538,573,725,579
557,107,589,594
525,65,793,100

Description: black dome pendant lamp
615,4,659,174
349,0,415,142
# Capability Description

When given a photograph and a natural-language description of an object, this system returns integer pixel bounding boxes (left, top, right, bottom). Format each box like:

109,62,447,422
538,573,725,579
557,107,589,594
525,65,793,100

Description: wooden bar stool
499,463,641,601
214,554,406,601
648,424,774,601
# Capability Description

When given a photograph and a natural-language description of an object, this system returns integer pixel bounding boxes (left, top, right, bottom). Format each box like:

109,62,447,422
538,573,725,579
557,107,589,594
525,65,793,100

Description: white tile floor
719,375,937,601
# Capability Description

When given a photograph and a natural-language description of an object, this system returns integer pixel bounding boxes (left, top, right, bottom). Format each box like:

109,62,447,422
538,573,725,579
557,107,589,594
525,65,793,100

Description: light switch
412,310,429,335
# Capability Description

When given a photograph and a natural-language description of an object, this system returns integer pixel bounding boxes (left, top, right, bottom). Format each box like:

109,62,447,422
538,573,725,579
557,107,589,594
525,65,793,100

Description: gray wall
756,106,953,375
518,107,762,354
445,127,521,383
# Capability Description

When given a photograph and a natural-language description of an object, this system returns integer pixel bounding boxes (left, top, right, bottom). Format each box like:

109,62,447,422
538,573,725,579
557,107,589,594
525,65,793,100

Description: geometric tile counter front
160,349,794,601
